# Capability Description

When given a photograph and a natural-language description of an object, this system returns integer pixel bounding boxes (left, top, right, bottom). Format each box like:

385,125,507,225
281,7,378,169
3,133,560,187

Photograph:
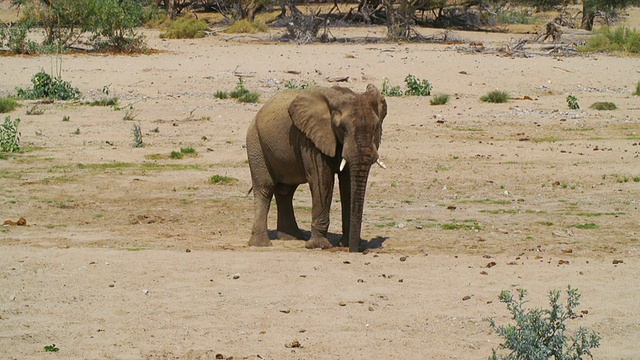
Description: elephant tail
246,187,253,196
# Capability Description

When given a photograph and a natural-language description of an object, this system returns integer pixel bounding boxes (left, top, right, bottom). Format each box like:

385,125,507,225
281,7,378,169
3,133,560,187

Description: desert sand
1,4,640,359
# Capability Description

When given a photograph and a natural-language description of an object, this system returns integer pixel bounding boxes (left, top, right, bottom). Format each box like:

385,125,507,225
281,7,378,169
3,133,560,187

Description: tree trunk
580,2,595,30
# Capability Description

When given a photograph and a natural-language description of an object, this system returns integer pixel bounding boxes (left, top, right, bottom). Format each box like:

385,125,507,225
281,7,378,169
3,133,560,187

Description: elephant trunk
348,164,371,252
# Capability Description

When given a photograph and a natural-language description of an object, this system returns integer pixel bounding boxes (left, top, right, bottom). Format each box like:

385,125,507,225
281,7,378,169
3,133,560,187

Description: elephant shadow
266,230,387,250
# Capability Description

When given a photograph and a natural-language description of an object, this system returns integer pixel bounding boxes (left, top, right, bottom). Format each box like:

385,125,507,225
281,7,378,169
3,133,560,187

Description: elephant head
288,84,387,252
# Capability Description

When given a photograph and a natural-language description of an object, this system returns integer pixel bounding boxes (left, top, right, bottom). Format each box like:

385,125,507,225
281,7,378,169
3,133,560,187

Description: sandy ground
2,4,640,359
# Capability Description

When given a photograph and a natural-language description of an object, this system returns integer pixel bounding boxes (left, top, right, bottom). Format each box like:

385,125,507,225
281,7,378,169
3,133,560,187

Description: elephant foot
305,237,333,250
339,236,349,248
248,233,272,247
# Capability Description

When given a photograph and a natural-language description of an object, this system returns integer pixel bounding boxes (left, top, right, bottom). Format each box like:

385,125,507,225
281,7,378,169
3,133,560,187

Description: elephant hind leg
274,183,306,240
249,186,274,247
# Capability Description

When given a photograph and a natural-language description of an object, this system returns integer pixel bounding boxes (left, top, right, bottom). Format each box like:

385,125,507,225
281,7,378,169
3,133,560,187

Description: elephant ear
289,88,338,158
365,84,387,122
364,84,387,149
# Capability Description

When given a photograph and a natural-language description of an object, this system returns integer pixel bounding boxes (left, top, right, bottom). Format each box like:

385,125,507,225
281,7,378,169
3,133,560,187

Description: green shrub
381,78,403,97
160,16,209,39
589,101,617,110
284,79,313,90
633,81,640,96
581,26,640,54
1,116,21,153
487,287,601,360
229,78,260,103
88,97,118,106
214,90,229,99
180,147,196,154
16,71,81,100
0,98,19,113
481,90,510,103
566,95,580,110
430,94,450,105
209,174,236,184
227,19,268,34
170,150,183,159
404,75,432,96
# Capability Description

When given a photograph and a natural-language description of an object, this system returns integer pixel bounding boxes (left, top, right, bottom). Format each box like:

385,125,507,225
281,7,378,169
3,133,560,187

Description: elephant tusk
340,158,347,172
376,159,387,170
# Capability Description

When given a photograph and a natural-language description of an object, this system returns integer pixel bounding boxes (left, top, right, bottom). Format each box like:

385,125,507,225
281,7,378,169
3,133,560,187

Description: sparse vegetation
88,97,118,107
566,95,580,110
209,174,237,184
589,102,617,111
216,78,260,104
180,147,196,155
1,116,21,153
160,16,209,39
575,223,598,230
580,26,640,54
634,81,640,96
481,90,510,103
62,115,70,122
17,70,81,100
0,98,19,113
123,107,141,121
226,19,268,34
26,105,45,115
487,287,601,360
170,150,183,159
284,79,313,90
430,94,450,105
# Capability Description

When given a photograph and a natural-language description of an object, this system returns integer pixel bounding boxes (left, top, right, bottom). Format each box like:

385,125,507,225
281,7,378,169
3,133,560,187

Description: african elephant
246,84,387,252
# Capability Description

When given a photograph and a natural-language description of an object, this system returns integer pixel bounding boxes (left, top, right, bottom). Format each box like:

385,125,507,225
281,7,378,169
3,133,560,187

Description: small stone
339,301,347,307
232,274,240,279
279,308,291,314
108,284,115,288
613,259,624,264
399,256,407,262
142,289,149,295
462,295,472,301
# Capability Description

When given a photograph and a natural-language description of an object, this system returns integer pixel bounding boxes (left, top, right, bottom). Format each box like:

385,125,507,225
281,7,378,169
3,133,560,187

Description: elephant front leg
274,184,306,240
305,176,334,250
249,186,274,247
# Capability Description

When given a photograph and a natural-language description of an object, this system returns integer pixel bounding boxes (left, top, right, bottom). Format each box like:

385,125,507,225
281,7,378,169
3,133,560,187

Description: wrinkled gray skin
246,84,387,252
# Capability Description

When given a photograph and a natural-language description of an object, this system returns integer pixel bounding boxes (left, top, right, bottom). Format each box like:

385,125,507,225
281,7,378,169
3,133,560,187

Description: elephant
245,84,387,252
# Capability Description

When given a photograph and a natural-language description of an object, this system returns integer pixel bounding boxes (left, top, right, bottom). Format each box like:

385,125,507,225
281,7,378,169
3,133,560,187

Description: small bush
430,94,450,105
481,90,510,103
170,150,183,159
381,78,403,97
0,98,19,113
180,147,196,154
1,116,21,153
0,21,39,54
16,71,81,100
589,102,617,111
227,78,260,103
487,286,601,360
160,16,209,39
214,90,229,99
404,75,432,96
566,95,580,110
227,19,268,34
209,174,236,184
